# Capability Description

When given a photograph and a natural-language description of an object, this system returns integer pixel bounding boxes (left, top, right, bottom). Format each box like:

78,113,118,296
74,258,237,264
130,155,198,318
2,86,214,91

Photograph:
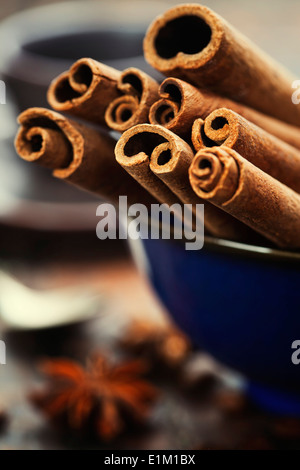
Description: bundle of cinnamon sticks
14,3,300,249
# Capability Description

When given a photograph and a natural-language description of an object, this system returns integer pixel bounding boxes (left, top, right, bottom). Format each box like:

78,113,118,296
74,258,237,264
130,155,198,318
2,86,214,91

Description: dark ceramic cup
0,0,164,109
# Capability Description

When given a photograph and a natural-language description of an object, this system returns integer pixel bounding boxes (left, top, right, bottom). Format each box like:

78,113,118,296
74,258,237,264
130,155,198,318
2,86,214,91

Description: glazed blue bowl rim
138,214,300,262
130,213,300,262
199,235,300,262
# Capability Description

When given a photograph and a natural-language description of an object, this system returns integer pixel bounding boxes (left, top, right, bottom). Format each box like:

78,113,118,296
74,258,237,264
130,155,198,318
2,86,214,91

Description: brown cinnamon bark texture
192,108,300,194
189,147,300,248
115,123,189,206
149,78,300,149
15,107,154,206
47,58,121,127
144,4,299,125
115,123,257,242
105,68,159,132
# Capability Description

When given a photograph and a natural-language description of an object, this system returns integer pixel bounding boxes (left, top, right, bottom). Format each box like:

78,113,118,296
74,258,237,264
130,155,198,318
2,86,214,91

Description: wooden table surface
0,225,298,450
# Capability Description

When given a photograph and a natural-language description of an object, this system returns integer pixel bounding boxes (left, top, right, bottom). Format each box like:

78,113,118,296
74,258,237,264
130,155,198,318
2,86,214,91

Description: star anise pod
120,320,191,368
30,353,158,441
0,405,8,433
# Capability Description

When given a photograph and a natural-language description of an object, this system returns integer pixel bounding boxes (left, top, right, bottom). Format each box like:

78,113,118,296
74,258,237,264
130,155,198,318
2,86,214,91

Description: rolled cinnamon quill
115,123,189,206
149,78,300,150
193,108,300,194
15,107,154,206
189,147,300,248
105,68,159,132
144,4,299,125
115,123,256,241
47,58,121,127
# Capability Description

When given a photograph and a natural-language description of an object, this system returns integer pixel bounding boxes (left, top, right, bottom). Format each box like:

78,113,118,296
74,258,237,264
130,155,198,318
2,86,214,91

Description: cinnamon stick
115,123,257,242
105,68,159,132
15,107,154,206
115,123,188,206
192,108,300,194
47,58,121,127
189,146,300,248
149,78,300,150
144,4,299,125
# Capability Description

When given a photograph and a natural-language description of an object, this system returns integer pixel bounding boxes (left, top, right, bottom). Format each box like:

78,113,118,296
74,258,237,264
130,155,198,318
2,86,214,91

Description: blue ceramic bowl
130,235,300,415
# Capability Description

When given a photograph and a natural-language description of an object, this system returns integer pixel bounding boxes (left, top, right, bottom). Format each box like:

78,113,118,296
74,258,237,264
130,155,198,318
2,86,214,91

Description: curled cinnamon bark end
144,4,219,74
105,68,159,132
147,125,232,237
194,108,300,194
192,108,237,150
149,77,232,139
115,123,191,205
15,124,72,169
47,58,121,126
189,147,239,205
15,107,114,185
116,124,257,242
145,126,197,205
15,107,84,177
15,107,154,206
149,77,209,139
149,78,186,135
192,118,215,151
144,4,299,125
153,78,300,149
189,147,300,248
189,153,223,193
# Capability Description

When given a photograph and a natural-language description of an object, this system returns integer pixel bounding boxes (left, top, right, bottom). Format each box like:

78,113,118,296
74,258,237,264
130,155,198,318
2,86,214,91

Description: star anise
30,353,158,441
120,320,191,368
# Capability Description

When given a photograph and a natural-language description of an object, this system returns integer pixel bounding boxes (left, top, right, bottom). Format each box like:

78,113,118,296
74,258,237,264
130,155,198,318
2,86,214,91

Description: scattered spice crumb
120,320,191,368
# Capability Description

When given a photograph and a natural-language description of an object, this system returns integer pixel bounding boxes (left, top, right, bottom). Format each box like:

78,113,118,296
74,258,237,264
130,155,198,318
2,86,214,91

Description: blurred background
0,0,299,450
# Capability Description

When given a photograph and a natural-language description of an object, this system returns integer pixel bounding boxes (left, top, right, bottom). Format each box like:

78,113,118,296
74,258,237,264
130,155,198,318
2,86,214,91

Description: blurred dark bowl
0,0,165,230
0,0,164,109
